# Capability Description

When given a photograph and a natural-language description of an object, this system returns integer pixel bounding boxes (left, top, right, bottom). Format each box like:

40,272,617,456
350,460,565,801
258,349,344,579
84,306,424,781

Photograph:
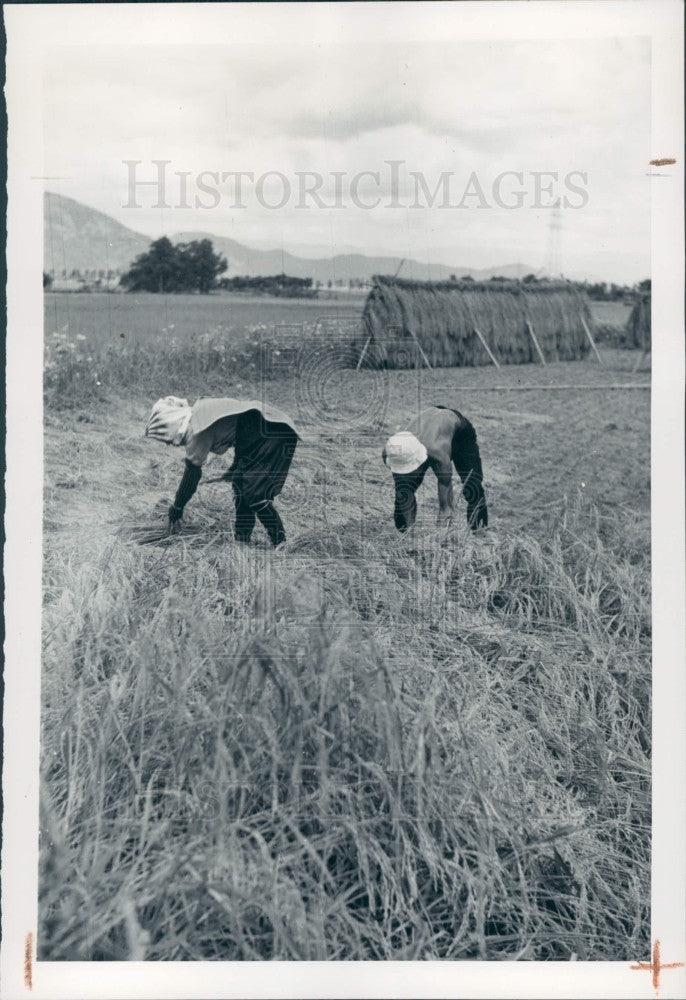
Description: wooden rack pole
473,326,501,370
632,348,651,374
356,332,373,371
410,329,433,369
525,319,547,365
580,316,603,365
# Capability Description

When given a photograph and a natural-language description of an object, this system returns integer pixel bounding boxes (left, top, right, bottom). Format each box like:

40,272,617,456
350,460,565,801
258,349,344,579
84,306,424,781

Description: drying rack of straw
625,293,651,372
357,276,603,371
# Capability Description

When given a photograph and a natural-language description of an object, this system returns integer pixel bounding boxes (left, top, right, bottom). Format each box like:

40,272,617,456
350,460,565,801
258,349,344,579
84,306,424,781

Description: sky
43,36,652,282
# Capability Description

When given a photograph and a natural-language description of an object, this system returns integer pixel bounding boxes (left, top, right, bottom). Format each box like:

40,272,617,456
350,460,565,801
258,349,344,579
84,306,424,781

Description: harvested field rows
41,346,651,961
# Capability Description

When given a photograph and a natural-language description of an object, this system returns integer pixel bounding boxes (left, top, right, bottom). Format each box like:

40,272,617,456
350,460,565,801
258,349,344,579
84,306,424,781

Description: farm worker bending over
382,405,488,532
145,396,299,546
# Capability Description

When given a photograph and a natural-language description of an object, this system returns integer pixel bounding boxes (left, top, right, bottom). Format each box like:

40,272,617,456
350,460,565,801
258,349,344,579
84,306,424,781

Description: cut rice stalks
120,498,208,546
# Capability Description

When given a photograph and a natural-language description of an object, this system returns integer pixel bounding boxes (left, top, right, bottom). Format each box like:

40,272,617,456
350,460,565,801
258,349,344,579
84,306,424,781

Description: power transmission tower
543,202,563,278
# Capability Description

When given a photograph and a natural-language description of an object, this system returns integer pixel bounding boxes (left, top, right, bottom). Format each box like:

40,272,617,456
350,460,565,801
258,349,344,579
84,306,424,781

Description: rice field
44,292,629,345
44,291,367,349
40,297,651,961
588,300,632,328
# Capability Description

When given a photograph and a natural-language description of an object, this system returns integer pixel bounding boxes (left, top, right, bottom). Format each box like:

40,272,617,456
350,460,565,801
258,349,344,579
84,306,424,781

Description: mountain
44,192,151,275
45,192,537,283
165,232,518,284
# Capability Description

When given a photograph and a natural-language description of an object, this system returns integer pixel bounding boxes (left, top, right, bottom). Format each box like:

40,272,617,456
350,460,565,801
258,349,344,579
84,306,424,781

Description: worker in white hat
382,405,487,532
145,395,298,546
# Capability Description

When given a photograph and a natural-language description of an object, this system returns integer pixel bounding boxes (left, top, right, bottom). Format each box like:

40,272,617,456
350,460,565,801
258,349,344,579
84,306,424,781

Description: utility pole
543,202,563,278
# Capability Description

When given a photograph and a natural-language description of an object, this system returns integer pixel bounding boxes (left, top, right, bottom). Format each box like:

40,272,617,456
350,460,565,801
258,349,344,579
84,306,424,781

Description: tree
586,282,608,300
121,237,227,293
121,237,178,293
176,239,228,293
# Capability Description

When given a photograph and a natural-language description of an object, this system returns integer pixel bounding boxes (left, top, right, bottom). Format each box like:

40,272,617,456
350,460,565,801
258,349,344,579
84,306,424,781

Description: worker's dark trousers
233,494,286,546
231,418,297,546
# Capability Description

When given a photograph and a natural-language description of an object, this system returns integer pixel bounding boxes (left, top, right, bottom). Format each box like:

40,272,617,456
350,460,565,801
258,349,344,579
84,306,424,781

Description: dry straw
361,277,594,368
40,489,650,961
120,498,216,546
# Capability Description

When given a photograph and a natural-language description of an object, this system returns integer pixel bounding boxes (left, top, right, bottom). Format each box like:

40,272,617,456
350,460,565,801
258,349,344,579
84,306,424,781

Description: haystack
624,293,651,350
360,277,594,368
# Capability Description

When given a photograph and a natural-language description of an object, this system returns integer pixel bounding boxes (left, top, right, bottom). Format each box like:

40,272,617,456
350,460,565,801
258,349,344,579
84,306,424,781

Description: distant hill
44,192,151,275
44,191,535,284
165,230,533,284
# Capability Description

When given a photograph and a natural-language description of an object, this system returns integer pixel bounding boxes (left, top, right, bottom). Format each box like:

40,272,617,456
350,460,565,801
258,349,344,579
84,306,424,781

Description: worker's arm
169,459,202,523
169,424,217,521
433,461,455,525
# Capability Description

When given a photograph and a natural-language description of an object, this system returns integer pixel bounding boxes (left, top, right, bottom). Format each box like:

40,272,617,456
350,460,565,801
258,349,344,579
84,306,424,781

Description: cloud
281,105,423,141
41,36,650,280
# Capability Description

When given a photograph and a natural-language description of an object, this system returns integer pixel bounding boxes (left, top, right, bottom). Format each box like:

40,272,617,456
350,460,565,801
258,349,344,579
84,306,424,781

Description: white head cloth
145,396,192,445
384,431,428,475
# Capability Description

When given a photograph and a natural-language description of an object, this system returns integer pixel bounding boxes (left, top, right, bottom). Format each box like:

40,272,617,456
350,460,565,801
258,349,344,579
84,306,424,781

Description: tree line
219,274,317,298
112,238,316,296
43,235,651,300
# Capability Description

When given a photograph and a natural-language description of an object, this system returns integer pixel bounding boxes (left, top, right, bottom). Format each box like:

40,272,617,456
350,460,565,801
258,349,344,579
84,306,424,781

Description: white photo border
3,2,684,998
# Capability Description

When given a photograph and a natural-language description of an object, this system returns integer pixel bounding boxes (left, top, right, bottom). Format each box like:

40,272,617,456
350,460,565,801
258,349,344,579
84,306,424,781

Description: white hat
145,396,192,445
384,431,428,474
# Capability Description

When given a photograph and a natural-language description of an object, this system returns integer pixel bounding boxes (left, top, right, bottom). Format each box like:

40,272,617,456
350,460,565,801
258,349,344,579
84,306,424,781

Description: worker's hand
168,503,184,524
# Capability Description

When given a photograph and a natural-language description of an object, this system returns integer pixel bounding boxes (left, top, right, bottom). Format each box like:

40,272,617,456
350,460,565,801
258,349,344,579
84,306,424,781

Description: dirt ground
44,349,650,554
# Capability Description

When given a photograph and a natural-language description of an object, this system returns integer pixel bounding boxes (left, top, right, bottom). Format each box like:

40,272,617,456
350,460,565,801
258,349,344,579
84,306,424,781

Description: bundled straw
624,293,651,350
360,277,594,368
120,499,206,546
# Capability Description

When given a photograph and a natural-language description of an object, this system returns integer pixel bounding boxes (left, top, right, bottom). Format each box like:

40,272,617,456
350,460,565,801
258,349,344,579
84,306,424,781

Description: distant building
46,268,123,292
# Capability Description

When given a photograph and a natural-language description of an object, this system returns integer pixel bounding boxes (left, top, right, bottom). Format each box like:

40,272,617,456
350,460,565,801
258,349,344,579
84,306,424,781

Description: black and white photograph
2,2,684,997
